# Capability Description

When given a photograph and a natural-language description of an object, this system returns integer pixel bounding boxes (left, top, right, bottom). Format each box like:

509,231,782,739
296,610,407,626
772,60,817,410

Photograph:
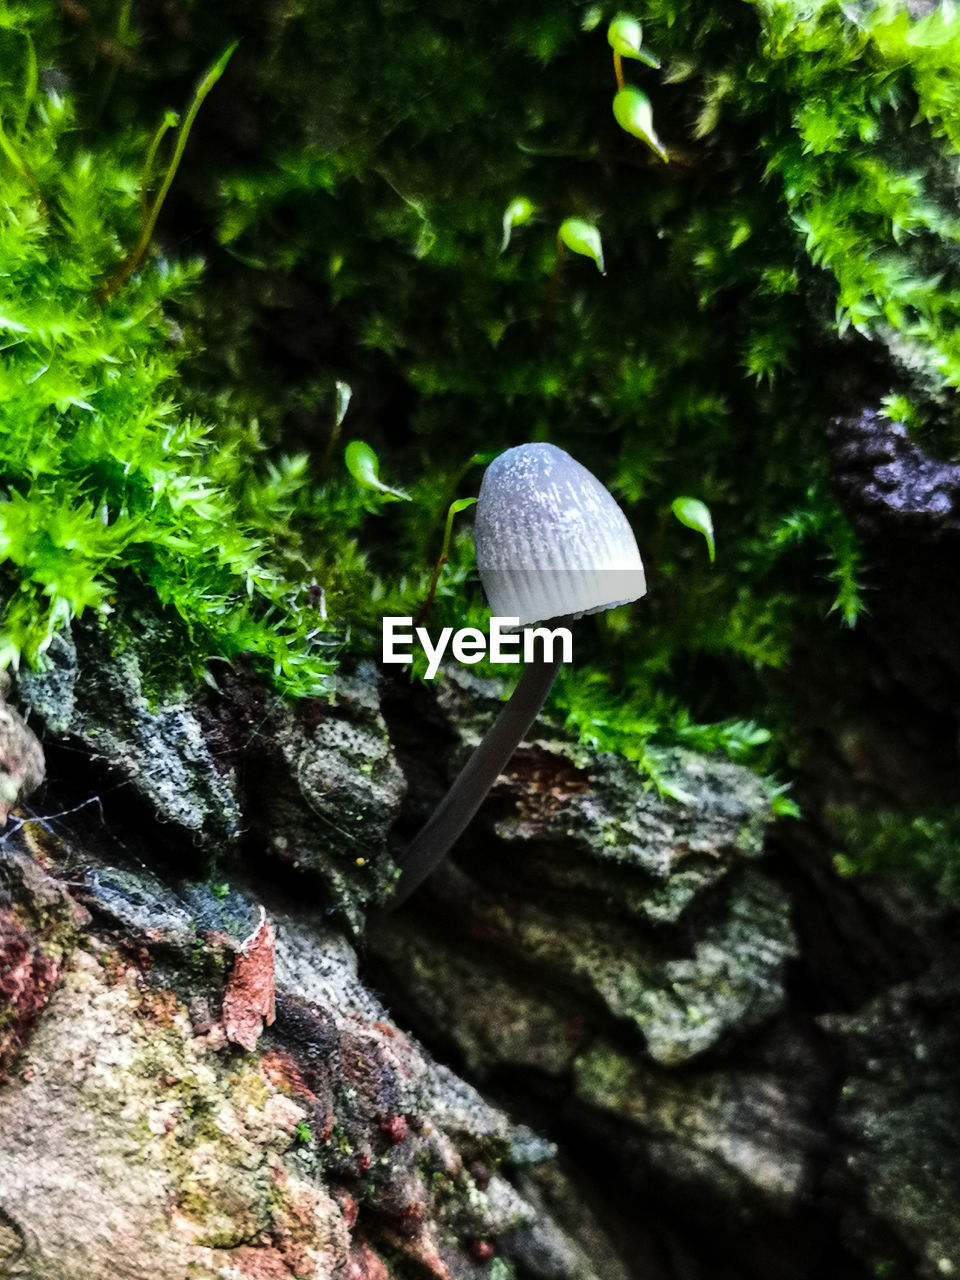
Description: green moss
0,14,336,692
3,0,960,887
152,0,927,766
830,806,960,904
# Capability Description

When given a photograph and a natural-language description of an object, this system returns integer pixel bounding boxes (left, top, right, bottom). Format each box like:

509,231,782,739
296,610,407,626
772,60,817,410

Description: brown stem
414,554,448,625
541,233,565,338
614,51,625,91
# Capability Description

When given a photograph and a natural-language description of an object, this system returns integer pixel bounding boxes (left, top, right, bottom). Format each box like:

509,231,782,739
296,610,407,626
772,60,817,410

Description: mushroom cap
474,443,646,626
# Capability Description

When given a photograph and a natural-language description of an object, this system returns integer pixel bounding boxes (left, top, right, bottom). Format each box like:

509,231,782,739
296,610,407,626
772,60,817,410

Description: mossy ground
3,0,960,875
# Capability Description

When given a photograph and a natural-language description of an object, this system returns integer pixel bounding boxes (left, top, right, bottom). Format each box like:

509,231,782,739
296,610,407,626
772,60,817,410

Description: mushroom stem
389,653,563,908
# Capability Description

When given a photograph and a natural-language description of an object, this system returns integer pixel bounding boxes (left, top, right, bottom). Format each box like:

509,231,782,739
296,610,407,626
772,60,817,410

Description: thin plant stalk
93,0,132,123
139,111,179,227
541,231,566,336
0,115,44,211
416,496,477,624
98,42,237,303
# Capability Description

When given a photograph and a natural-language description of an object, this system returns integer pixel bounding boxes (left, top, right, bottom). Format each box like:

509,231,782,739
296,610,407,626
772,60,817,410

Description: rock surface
0,627,957,1278
822,963,960,1280
0,633,590,1280
827,408,960,721
372,665,960,1278
0,672,44,827
0,829,568,1280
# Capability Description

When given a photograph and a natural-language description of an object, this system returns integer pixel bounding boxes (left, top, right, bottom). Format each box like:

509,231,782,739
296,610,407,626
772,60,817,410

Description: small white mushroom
474,442,645,625
390,443,645,907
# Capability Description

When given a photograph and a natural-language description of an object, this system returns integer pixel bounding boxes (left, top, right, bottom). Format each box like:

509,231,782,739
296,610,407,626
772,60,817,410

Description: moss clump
0,18,335,693
6,0,960,825
831,807,960,904
119,0,953,764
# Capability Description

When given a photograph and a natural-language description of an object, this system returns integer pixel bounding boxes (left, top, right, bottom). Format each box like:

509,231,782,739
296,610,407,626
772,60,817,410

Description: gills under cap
473,443,646,626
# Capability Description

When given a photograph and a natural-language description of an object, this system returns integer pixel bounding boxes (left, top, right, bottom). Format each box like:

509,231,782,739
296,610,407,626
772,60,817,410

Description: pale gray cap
473,443,646,626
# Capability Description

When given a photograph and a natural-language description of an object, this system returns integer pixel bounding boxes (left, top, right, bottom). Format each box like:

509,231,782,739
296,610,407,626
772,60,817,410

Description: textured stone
822,962,960,1278
0,801,599,1280
571,1037,818,1209
263,664,407,928
368,664,814,1255
0,674,44,826
5,607,958,1280
0,950,350,1280
430,669,772,925
198,658,407,930
17,631,77,735
0,848,85,1081
825,407,960,727
19,624,241,853
829,409,960,538
0,908,61,1080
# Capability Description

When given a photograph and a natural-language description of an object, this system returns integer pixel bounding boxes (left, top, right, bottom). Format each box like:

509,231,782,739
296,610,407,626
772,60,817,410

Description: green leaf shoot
613,86,668,161
558,218,605,274
671,496,716,563
335,380,353,430
500,196,537,253
441,497,477,561
344,441,411,500
607,14,660,67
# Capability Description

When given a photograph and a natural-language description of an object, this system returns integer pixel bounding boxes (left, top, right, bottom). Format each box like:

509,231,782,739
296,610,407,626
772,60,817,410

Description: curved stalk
98,43,236,303
389,654,562,907
613,50,625,91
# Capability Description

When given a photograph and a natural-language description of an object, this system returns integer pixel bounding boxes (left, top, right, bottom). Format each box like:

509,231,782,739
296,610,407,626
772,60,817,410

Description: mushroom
390,442,645,907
